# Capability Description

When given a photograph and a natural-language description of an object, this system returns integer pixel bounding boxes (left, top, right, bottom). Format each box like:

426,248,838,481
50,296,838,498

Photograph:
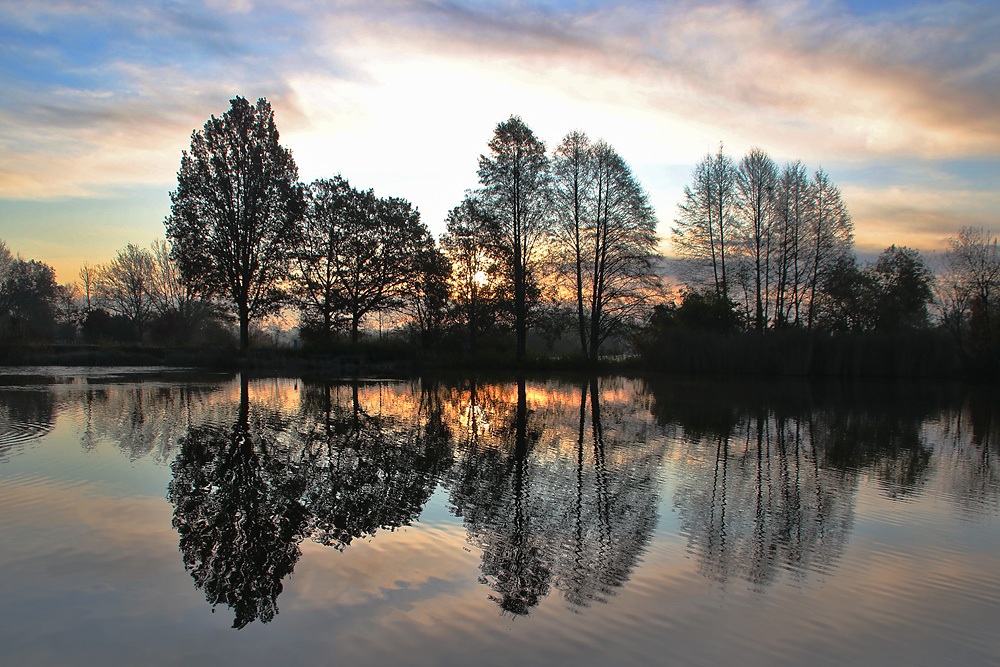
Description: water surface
0,368,997,665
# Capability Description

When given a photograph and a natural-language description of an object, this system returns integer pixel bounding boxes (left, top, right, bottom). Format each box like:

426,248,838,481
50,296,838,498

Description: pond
0,368,997,666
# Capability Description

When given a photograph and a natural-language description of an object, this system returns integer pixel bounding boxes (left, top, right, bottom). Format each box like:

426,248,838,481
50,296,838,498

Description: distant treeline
1,96,997,377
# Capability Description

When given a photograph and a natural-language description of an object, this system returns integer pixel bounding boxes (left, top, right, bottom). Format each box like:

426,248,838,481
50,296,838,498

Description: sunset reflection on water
0,370,998,665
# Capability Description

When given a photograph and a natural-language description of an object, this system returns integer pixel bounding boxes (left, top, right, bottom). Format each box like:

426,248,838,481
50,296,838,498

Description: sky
1,0,998,283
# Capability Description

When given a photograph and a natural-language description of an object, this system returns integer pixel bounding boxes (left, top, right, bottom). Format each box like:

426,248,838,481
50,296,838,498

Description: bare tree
773,161,809,326
672,145,735,299
805,168,853,329
733,148,779,330
96,243,159,340
939,227,1000,367
78,262,97,313
552,134,659,361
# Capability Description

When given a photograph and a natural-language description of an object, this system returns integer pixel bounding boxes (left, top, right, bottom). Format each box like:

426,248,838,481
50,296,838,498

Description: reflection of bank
448,378,664,615
0,387,55,461
657,379,966,590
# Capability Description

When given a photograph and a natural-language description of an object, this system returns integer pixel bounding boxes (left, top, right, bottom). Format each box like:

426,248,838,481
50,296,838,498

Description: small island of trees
1,96,997,378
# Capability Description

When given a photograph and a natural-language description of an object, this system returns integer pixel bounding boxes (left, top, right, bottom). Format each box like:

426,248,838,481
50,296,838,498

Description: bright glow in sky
1,0,998,282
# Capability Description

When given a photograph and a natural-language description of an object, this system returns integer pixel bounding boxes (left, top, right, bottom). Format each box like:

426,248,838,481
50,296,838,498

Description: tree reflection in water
448,377,663,615
168,377,308,628
153,374,1000,626
651,378,961,590
5,371,998,628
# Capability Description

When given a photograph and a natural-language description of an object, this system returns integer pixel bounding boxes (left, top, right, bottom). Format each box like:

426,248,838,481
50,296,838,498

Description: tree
406,241,452,349
805,168,853,328
78,262,97,313
813,255,876,333
293,177,434,344
95,243,158,340
773,161,809,326
440,195,508,352
150,238,215,345
551,134,660,361
733,147,779,330
292,177,357,343
672,145,735,299
477,116,551,361
939,227,1000,369
165,96,304,351
869,245,934,331
0,244,60,340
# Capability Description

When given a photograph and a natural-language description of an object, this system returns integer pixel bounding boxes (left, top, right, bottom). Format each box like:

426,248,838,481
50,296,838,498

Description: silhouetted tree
773,161,809,326
805,168,853,328
95,243,158,340
733,147,779,330
440,195,508,352
477,116,551,361
551,134,660,361
293,177,433,344
672,145,736,299
166,96,304,351
407,243,452,349
869,245,934,331
0,243,60,340
938,227,1000,371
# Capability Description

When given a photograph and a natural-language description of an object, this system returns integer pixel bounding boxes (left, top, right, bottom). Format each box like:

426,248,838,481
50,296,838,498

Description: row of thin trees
672,146,853,330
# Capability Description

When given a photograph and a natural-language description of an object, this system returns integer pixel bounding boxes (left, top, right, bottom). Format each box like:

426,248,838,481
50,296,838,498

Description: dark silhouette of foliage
166,96,304,351
550,133,660,362
81,308,139,343
440,195,510,352
477,116,551,362
168,378,308,628
0,241,61,341
293,177,435,344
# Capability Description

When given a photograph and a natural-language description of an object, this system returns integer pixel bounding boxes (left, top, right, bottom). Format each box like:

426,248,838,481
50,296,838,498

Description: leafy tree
293,177,434,344
292,177,357,343
813,255,876,333
407,242,452,349
477,116,551,361
81,308,139,343
440,195,508,352
0,248,60,340
166,96,304,351
869,245,934,331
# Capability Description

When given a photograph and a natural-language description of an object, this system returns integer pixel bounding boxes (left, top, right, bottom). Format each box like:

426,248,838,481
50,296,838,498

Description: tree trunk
239,307,250,353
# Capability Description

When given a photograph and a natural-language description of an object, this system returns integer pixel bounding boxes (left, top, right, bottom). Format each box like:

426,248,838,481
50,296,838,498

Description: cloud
843,184,1000,252
1,0,998,259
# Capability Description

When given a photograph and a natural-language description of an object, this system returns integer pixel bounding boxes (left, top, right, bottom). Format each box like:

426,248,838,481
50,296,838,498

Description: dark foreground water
0,368,998,666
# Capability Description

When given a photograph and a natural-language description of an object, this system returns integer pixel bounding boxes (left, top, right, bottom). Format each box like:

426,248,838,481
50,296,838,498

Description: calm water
0,368,998,666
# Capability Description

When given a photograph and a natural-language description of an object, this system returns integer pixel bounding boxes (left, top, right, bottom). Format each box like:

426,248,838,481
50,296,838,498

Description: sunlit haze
1,0,997,282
